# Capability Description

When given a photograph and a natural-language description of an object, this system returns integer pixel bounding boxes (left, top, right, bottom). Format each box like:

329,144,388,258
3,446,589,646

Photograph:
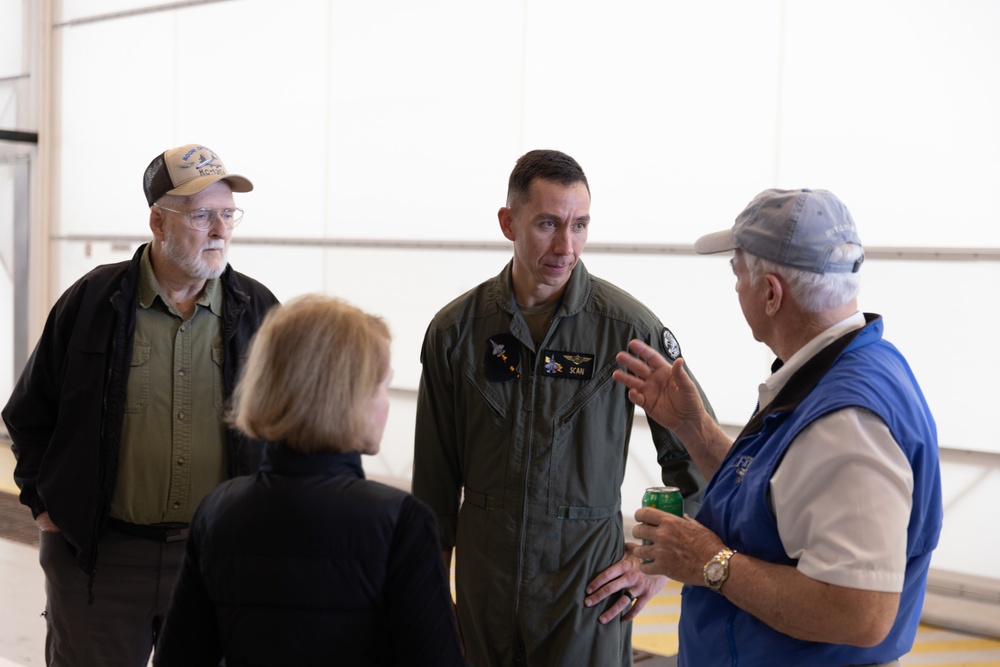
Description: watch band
703,548,736,593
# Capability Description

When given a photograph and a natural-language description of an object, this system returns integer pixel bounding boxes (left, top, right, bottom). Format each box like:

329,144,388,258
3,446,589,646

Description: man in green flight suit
413,149,713,666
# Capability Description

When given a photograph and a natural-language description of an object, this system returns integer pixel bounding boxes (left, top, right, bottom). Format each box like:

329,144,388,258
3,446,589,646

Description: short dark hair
506,149,590,212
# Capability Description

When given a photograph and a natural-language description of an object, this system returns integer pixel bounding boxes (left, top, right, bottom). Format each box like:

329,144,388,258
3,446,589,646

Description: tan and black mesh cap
143,143,253,207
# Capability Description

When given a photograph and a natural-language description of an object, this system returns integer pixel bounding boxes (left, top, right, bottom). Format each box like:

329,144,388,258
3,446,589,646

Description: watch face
706,562,724,584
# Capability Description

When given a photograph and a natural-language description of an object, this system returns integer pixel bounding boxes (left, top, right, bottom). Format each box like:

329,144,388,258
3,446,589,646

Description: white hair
744,244,863,313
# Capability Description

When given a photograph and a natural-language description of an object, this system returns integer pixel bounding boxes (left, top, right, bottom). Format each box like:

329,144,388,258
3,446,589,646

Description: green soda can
641,487,683,560
642,486,684,517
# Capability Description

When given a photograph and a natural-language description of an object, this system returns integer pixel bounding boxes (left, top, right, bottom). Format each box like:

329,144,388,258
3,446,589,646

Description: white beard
160,231,228,280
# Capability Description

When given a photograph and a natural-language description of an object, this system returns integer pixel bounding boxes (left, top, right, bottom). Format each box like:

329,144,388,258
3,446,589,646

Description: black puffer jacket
154,444,467,667
2,243,279,578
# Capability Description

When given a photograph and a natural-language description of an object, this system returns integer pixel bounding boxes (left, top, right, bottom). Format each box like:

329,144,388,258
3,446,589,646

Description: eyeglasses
154,205,244,231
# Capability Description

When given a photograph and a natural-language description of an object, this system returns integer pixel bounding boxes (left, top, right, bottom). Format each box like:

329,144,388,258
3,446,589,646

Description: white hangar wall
1,0,998,634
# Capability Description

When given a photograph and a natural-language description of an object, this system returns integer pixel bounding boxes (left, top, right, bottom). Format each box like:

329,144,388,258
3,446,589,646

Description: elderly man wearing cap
2,144,279,666
613,189,942,667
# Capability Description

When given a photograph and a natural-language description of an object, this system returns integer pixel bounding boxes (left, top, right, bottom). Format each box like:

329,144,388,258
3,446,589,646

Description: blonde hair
230,294,391,454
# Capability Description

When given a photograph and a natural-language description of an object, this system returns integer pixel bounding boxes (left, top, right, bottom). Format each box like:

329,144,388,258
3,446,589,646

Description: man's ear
498,207,516,242
149,206,166,241
764,273,783,316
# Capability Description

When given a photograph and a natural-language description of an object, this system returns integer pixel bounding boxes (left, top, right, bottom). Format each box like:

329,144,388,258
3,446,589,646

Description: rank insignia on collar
542,350,595,380
484,333,521,382
661,327,681,362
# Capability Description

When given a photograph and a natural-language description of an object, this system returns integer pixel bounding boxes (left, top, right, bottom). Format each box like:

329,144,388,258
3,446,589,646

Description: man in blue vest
613,188,942,667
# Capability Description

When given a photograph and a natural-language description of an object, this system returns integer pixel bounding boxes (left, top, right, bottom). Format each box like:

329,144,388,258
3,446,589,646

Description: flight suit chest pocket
547,360,629,514
459,360,517,508
465,362,512,425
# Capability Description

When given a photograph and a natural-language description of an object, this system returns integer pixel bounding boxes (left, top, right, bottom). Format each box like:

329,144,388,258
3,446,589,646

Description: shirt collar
137,244,222,316
757,311,866,412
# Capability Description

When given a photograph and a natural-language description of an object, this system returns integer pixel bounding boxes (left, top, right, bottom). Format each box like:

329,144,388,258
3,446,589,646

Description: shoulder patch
661,327,681,362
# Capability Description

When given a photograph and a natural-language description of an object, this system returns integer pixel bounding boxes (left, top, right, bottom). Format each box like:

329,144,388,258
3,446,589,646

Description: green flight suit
413,260,712,666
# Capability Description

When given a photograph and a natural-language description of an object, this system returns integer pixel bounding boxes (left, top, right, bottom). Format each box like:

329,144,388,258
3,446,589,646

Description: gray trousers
39,529,185,667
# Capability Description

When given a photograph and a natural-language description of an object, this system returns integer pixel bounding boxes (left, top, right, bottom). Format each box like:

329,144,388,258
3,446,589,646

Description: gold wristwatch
703,548,736,593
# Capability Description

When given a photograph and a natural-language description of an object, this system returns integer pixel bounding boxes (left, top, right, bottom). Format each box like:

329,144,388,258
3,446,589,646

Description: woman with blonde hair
155,294,466,666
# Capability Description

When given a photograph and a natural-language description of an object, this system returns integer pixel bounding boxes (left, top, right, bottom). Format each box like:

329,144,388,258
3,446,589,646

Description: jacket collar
259,442,366,479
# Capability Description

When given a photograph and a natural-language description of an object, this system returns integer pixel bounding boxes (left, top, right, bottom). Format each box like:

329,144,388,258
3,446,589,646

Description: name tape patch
543,350,595,380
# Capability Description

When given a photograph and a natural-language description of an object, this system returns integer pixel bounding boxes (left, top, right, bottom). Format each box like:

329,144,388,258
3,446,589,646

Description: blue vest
680,315,942,667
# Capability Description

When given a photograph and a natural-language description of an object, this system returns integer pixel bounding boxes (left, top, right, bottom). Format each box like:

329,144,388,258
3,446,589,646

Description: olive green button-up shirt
110,245,227,525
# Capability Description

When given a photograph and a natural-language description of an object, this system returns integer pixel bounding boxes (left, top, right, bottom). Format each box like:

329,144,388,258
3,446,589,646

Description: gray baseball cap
695,188,864,274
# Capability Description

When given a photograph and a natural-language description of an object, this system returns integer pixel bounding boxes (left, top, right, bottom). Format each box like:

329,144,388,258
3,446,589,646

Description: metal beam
0,130,39,144
54,234,1000,262
13,159,30,377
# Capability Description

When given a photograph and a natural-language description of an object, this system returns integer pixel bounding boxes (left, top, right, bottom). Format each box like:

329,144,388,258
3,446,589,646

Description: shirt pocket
124,343,151,414
212,345,225,411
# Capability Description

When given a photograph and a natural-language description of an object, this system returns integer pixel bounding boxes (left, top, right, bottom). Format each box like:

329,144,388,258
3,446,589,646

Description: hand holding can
640,486,683,562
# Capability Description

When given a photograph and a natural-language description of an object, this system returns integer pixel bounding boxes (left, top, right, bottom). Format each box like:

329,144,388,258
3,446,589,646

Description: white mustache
203,242,226,251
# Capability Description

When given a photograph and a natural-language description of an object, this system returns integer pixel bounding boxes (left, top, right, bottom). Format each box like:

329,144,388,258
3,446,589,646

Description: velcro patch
661,327,681,361
542,350,595,380
485,334,521,382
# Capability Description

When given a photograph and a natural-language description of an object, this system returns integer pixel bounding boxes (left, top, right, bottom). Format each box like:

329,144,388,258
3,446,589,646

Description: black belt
106,518,189,543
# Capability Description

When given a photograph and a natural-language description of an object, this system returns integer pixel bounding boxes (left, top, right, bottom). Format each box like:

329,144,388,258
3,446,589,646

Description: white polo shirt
760,312,914,593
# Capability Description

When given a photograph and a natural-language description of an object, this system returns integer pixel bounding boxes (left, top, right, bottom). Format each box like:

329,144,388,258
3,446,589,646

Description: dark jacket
2,243,279,579
154,444,468,667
